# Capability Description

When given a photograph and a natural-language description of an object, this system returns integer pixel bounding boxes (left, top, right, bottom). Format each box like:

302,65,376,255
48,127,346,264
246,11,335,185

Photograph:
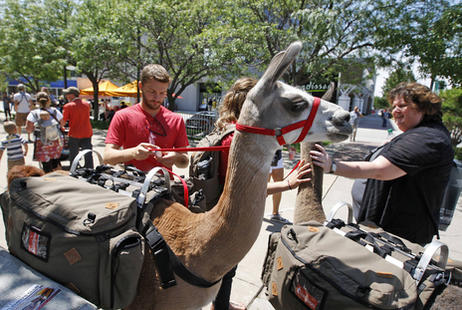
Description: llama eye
291,100,307,112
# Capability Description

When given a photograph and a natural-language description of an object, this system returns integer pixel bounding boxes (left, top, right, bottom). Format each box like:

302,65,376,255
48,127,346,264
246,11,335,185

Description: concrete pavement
0,114,460,310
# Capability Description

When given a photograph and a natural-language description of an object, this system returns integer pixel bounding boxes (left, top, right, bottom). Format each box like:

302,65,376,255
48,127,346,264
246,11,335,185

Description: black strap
374,231,412,254
168,247,221,288
143,222,221,289
325,218,345,229
144,223,177,289
40,108,65,135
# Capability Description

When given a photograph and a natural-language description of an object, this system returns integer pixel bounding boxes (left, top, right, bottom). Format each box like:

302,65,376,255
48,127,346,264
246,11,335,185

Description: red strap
294,97,320,143
235,97,321,145
162,167,190,209
283,160,301,180
146,145,230,153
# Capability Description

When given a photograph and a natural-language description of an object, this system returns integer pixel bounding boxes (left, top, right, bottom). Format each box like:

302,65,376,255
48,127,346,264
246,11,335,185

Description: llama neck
191,132,276,279
294,142,326,224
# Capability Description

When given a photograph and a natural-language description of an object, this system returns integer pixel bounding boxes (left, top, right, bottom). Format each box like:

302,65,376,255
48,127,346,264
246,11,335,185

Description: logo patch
291,269,326,310
105,202,119,210
64,248,82,265
21,224,50,261
276,256,284,270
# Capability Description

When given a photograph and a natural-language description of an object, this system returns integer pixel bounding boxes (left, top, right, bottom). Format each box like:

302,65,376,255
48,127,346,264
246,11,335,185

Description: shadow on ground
326,143,378,162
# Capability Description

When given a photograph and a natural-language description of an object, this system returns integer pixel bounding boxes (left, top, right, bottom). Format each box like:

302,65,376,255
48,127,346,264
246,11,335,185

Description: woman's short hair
140,64,170,85
388,82,442,118
35,91,50,108
215,77,257,131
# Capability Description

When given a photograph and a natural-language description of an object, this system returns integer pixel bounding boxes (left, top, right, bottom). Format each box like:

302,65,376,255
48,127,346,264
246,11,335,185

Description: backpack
189,124,235,211
34,109,62,145
261,205,449,310
0,172,144,309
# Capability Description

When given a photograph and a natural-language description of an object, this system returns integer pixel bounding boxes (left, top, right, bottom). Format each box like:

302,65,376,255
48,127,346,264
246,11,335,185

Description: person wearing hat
13,83,33,142
62,86,93,168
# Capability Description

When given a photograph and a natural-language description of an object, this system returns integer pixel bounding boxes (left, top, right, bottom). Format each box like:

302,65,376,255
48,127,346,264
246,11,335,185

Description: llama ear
259,41,302,90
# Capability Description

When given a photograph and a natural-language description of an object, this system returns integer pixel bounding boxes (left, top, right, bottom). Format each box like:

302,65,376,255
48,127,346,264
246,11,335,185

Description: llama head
239,41,352,146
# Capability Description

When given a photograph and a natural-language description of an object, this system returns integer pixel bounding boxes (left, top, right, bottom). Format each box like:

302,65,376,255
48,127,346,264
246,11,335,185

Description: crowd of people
0,84,94,173
0,65,454,309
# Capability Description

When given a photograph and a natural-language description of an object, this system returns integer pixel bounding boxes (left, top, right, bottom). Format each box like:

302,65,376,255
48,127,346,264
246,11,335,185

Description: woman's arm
25,120,35,134
309,144,406,181
267,160,312,195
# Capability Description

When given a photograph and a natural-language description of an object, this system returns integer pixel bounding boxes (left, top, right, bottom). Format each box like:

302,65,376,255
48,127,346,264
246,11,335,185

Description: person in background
0,121,28,172
268,149,288,223
62,86,94,168
2,92,12,121
26,92,63,173
310,82,453,244
210,77,312,310
13,83,33,142
349,106,362,142
380,108,387,127
40,86,58,108
104,64,189,172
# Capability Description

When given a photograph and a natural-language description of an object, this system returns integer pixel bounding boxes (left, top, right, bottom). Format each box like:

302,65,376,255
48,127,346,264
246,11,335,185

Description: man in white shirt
13,83,33,142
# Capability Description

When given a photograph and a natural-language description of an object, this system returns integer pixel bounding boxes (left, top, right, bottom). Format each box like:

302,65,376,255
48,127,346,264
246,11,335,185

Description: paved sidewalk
0,114,460,310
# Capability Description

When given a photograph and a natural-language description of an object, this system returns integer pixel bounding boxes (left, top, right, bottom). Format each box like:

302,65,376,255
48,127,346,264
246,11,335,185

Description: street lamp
63,65,76,89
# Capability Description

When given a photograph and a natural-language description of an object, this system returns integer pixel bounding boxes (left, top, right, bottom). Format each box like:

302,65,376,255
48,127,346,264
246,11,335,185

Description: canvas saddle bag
0,172,145,310
262,202,450,310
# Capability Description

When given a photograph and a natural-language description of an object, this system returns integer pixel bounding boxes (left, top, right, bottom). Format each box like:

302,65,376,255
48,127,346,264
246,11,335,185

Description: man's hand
155,151,189,169
131,143,157,161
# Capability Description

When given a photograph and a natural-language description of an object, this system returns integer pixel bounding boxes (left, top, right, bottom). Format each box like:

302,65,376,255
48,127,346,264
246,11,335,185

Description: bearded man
104,64,189,172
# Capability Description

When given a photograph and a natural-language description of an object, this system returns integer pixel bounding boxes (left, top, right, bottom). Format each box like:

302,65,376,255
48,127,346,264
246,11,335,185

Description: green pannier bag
0,172,144,309
262,205,449,310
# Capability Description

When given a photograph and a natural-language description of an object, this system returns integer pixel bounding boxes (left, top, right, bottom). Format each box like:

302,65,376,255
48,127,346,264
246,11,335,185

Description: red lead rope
145,97,320,207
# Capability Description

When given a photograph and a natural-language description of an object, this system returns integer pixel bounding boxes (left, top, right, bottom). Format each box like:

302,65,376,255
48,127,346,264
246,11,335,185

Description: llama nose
332,109,350,126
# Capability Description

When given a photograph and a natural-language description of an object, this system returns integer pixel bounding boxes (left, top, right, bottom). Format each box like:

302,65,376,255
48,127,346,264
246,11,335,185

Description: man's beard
142,94,162,111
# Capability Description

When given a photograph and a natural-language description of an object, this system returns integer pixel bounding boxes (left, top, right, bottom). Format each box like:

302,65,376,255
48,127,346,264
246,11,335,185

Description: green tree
0,0,66,92
374,0,459,88
374,96,389,110
129,0,262,110
68,0,126,119
237,0,436,87
440,88,462,148
382,67,416,98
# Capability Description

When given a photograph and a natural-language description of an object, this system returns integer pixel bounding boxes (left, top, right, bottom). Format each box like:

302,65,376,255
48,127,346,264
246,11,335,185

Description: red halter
235,97,320,145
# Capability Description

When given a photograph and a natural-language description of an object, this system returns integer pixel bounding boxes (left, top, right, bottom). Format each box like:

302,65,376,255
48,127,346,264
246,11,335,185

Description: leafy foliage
440,88,462,147
0,0,67,92
382,67,416,99
374,96,389,110
0,0,459,113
